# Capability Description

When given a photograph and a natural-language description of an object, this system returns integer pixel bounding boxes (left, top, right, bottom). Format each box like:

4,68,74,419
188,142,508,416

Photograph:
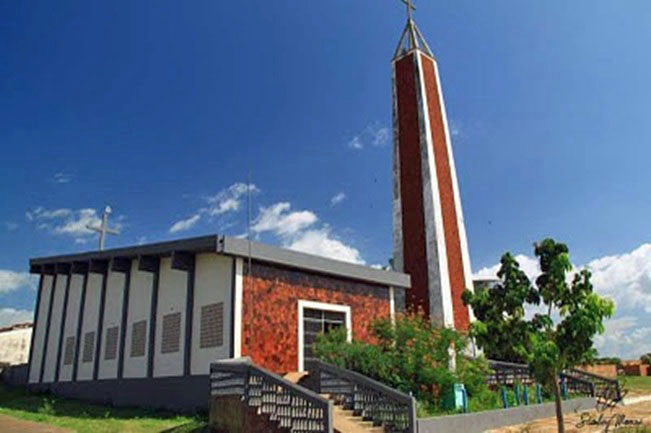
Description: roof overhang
30,235,411,289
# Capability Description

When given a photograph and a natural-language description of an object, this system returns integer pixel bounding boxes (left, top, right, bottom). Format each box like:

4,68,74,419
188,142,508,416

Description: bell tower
392,2,475,330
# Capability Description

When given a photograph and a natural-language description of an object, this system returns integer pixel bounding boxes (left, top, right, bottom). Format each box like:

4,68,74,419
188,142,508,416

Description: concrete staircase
284,372,385,433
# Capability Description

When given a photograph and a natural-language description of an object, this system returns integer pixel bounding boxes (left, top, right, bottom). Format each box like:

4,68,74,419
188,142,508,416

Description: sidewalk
0,414,72,433
487,399,651,433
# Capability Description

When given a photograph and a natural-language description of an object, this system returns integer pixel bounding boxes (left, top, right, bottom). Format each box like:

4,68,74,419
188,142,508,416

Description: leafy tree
313,313,491,410
463,239,614,433
641,353,651,365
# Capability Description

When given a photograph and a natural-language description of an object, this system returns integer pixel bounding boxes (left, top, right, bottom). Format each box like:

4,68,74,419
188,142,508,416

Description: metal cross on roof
400,0,416,21
86,206,120,251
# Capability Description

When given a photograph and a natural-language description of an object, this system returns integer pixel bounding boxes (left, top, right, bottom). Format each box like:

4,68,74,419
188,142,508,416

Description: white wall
153,257,187,378
76,272,103,381
122,259,153,378
191,254,233,375
0,327,32,365
29,275,52,383
58,274,84,382
97,270,125,379
42,274,68,383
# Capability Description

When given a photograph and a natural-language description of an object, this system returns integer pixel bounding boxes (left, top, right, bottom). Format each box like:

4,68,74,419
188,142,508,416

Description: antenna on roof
247,165,253,287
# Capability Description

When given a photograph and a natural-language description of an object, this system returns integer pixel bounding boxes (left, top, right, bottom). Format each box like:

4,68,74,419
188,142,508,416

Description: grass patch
619,376,651,395
0,384,208,433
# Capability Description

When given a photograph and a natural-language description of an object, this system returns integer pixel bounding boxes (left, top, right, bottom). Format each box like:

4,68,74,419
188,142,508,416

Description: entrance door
298,301,351,371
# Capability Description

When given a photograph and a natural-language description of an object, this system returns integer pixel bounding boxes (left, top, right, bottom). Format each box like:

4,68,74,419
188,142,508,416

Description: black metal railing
559,371,595,396
308,360,417,433
487,359,621,401
210,360,333,433
566,367,622,402
487,360,535,386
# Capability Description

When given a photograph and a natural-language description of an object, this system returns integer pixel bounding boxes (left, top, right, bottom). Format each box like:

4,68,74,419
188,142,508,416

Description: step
332,404,385,433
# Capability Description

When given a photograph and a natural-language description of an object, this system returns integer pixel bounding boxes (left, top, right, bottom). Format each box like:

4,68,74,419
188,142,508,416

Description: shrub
313,313,491,409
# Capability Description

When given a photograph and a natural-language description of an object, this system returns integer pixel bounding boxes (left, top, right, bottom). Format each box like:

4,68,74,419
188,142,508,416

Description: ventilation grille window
104,326,119,361
200,302,224,349
161,312,181,354
63,336,75,366
82,331,95,363
130,320,147,358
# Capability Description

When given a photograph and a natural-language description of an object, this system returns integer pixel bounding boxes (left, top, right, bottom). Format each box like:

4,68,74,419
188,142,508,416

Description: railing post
408,395,417,433
325,400,334,433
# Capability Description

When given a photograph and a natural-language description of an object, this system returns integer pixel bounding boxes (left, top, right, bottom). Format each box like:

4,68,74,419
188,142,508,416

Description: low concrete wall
29,375,209,414
0,327,32,365
417,397,596,433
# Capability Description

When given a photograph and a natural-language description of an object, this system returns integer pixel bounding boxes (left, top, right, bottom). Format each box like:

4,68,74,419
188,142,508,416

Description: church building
27,236,409,410
26,5,475,411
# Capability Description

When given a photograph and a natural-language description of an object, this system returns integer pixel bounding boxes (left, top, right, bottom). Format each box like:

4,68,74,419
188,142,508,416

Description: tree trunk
553,374,565,433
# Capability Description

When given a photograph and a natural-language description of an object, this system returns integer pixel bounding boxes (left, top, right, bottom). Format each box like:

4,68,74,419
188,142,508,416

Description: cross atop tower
400,0,416,22
394,0,432,59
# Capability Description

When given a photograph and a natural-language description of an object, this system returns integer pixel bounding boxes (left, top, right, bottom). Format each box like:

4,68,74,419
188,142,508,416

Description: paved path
0,414,72,433
487,400,651,433
623,394,651,406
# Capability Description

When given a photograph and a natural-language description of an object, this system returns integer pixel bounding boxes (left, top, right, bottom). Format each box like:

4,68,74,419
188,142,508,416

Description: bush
313,313,492,410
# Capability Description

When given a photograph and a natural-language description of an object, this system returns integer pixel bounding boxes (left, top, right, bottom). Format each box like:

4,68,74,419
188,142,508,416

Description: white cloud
252,203,318,237
347,123,390,150
0,270,38,294
53,172,72,184
26,207,123,243
348,136,363,150
168,183,258,233
474,254,541,281
169,213,202,234
54,208,102,236
0,308,34,327
26,207,72,221
4,222,18,231
207,183,259,216
330,192,346,207
250,201,364,265
474,243,651,359
585,244,651,313
287,228,364,265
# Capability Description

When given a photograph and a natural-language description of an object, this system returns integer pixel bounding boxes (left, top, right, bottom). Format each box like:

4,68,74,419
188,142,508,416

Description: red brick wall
622,363,649,376
579,364,618,379
395,53,431,316
420,53,470,331
240,262,391,373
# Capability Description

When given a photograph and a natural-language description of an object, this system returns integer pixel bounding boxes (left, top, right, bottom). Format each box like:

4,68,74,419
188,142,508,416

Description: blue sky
1,1,650,358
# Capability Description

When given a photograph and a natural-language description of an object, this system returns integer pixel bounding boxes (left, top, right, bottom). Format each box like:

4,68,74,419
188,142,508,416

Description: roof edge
29,234,411,289
219,236,411,289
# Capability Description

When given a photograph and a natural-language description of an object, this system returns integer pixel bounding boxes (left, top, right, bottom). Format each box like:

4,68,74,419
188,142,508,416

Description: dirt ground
487,400,651,433
0,414,72,433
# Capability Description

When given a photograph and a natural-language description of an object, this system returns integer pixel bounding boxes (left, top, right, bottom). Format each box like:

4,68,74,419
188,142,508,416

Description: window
104,326,119,361
82,331,95,363
200,303,224,349
63,336,75,366
130,320,147,358
298,301,351,371
161,312,181,354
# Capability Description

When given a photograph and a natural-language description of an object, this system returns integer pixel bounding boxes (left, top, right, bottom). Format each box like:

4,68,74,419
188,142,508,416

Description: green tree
463,239,614,433
641,353,651,365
